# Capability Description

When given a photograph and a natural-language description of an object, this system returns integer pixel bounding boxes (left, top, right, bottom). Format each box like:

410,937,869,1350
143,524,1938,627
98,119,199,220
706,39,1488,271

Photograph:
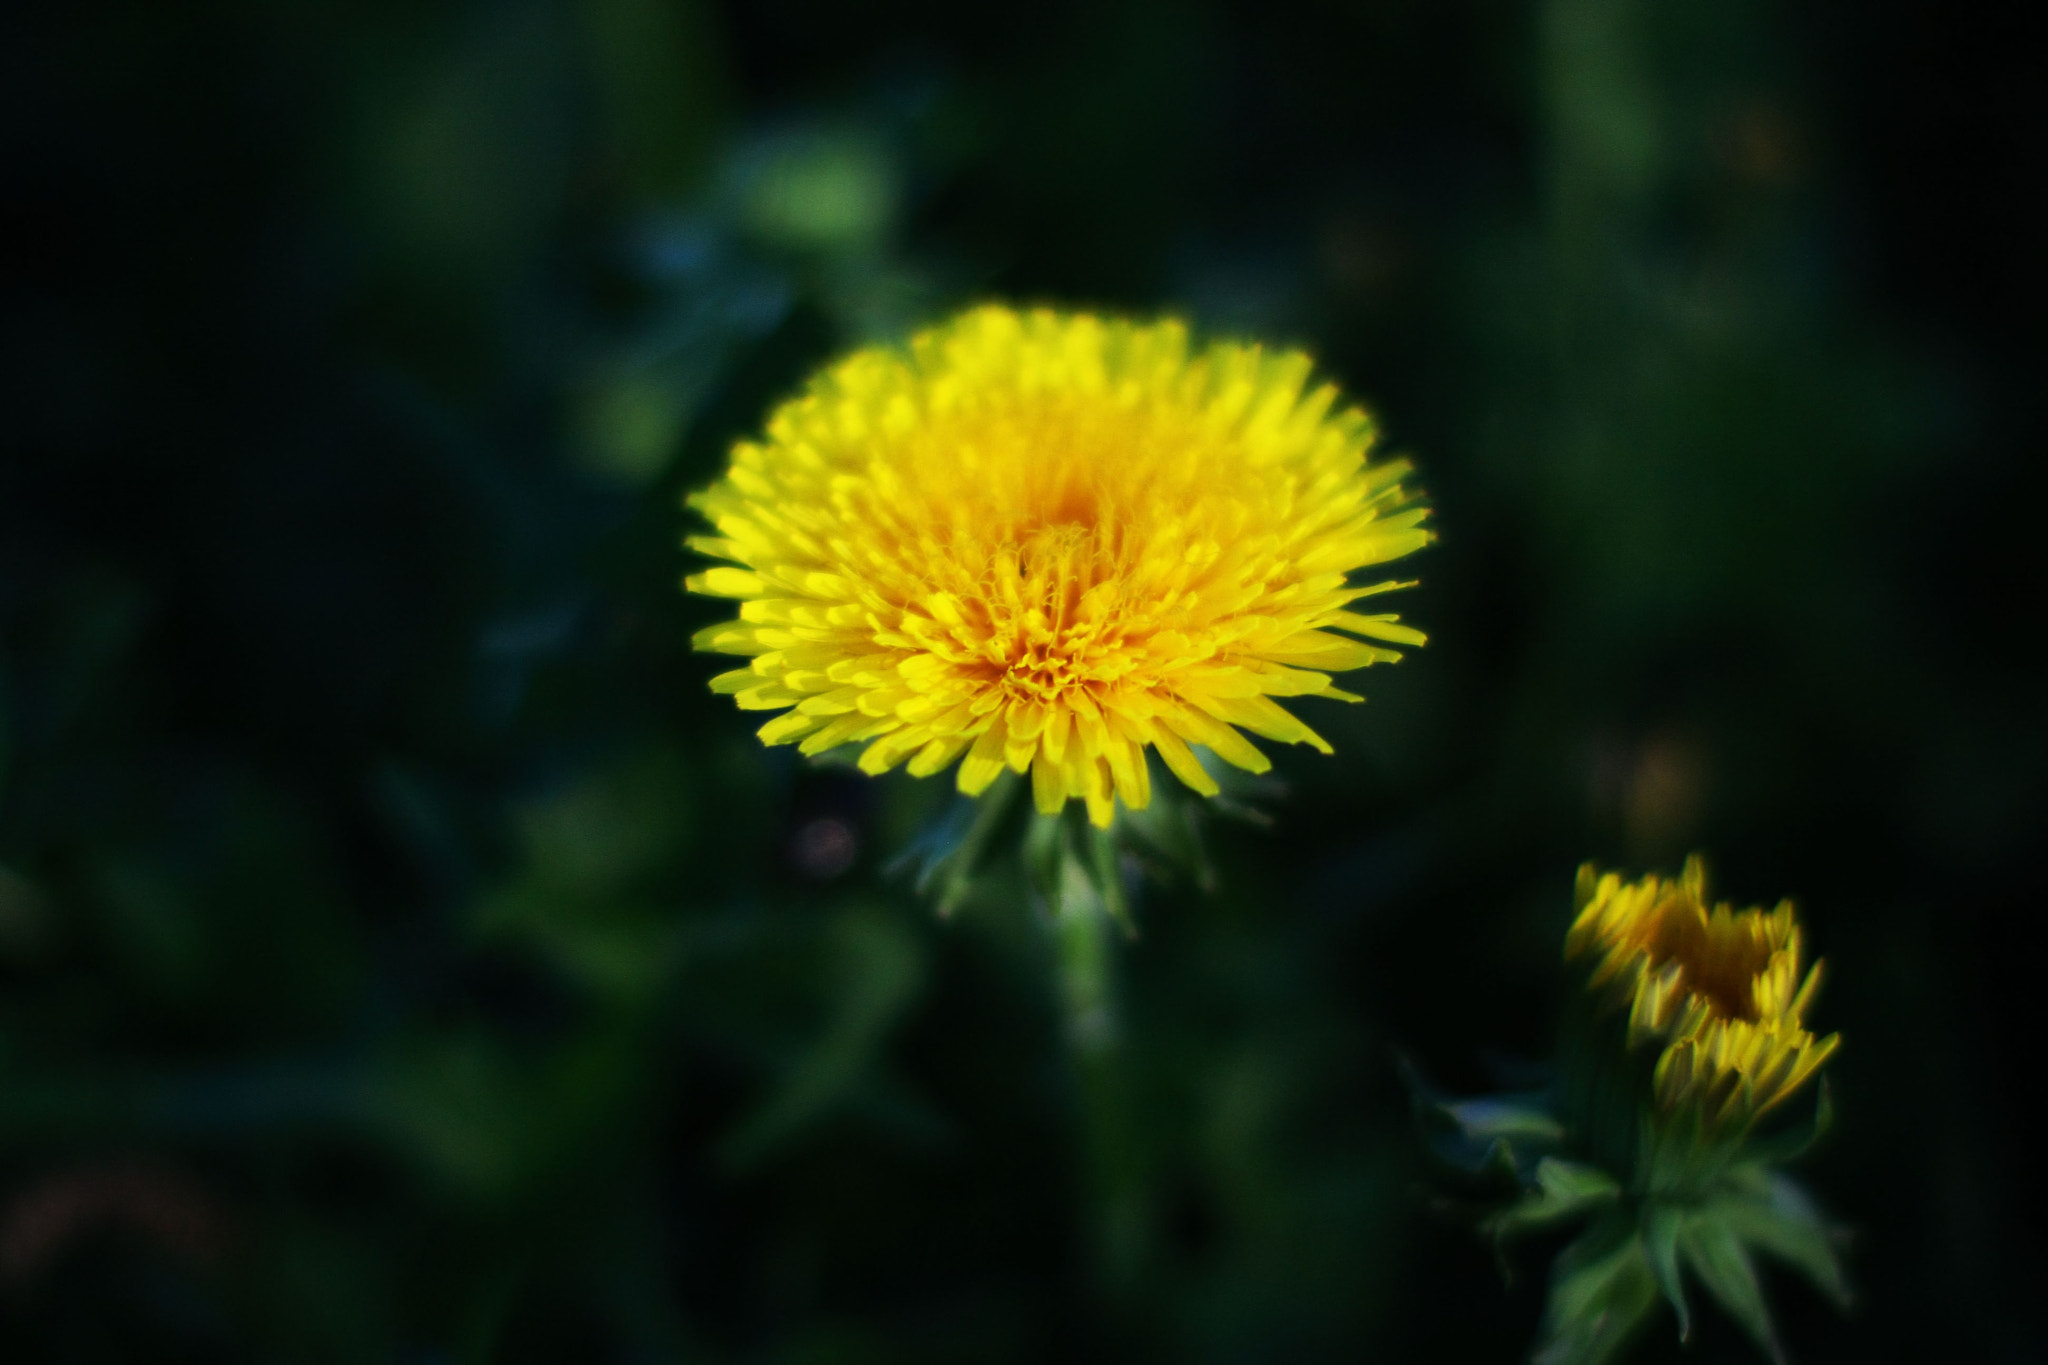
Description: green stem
1036,810,1148,1289
1054,846,1117,1055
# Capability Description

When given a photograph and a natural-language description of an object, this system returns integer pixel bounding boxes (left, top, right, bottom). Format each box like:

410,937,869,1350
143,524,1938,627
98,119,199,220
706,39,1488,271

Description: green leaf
1713,1169,1853,1311
1681,1215,1783,1363
1533,1218,1661,1365
1642,1201,1691,1341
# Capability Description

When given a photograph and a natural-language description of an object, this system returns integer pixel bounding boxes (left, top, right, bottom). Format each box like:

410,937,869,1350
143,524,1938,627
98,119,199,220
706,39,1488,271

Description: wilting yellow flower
1566,856,1838,1127
687,305,1432,826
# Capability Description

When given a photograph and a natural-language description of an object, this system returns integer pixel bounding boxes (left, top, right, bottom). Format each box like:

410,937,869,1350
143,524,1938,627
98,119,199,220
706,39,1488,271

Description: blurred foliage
1,0,2043,1361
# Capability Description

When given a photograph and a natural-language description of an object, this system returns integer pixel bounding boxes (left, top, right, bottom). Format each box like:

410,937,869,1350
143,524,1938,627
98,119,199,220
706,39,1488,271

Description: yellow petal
956,717,1010,796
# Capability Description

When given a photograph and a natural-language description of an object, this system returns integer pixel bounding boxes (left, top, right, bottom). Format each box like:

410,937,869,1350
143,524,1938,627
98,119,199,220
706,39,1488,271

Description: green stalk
1031,808,1149,1290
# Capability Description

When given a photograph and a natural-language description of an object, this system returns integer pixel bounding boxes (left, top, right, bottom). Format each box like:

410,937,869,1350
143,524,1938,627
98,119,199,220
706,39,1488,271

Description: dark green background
2,1,2040,1360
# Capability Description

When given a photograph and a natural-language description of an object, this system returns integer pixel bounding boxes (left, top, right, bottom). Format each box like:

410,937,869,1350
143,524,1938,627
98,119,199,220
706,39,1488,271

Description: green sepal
892,756,1222,927
1020,808,1126,1054
1710,1166,1853,1311
1023,808,1077,917
1020,806,1139,937
1642,1201,1691,1341
1442,1096,1568,1183
1086,821,1136,939
1741,1077,1834,1168
1680,1215,1782,1364
889,770,1026,916
1532,1214,1660,1365
1444,1097,1569,1152
1113,778,1216,893
1398,1057,1565,1184
1488,1157,1623,1243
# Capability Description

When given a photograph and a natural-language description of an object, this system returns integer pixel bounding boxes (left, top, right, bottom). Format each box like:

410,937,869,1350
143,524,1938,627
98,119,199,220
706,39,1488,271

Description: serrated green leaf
1712,1170,1853,1310
1643,1201,1691,1341
1681,1215,1782,1363
1533,1218,1660,1365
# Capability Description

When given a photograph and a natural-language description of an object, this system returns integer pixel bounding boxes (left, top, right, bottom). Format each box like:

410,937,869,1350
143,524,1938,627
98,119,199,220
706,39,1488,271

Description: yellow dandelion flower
1566,856,1839,1127
685,304,1433,827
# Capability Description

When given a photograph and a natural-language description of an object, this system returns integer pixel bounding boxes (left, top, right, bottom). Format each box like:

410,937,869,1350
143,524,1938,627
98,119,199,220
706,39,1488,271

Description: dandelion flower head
687,305,1432,827
1567,856,1839,1126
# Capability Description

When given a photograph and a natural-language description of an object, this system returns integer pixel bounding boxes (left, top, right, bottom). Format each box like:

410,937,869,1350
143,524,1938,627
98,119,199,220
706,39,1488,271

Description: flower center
1639,897,1772,1022
970,521,1141,705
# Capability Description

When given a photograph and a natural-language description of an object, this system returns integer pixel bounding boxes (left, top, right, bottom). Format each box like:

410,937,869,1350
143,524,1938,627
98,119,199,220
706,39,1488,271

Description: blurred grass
1,0,2043,1361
